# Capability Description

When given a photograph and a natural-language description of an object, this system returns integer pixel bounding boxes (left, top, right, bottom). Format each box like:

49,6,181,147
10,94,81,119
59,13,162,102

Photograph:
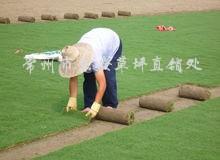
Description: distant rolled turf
0,17,10,24
101,11,115,18
64,13,79,20
118,11,131,16
41,14,57,21
18,16,35,23
84,12,99,19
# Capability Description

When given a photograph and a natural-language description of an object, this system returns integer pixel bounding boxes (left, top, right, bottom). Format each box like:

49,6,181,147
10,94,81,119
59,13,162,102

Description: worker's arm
94,70,106,103
86,70,106,118
65,76,78,112
69,76,78,98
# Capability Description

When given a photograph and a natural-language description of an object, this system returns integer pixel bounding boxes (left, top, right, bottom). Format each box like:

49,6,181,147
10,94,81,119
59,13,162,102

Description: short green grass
35,98,220,160
0,11,220,149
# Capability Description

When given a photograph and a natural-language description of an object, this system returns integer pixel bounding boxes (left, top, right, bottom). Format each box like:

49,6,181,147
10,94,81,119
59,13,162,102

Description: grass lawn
0,11,220,149
35,97,220,160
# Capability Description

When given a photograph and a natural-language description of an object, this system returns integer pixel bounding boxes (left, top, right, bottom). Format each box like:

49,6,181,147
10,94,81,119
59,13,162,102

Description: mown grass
35,98,220,160
0,11,220,149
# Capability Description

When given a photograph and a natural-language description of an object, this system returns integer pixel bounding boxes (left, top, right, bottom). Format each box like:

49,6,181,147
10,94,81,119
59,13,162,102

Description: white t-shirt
78,28,120,73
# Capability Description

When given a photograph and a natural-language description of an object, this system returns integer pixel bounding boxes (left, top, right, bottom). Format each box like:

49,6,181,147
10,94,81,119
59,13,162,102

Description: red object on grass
156,25,176,31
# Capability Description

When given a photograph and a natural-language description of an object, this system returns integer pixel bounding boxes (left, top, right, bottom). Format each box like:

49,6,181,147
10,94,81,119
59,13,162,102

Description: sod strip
0,87,219,160
35,98,220,160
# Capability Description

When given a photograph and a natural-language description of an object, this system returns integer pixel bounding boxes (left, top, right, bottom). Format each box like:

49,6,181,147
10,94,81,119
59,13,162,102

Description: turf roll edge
139,96,174,112
179,85,211,101
96,107,134,125
18,16,35,23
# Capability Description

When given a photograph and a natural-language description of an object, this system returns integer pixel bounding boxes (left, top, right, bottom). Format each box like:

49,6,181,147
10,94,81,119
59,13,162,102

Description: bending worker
59,28,122,118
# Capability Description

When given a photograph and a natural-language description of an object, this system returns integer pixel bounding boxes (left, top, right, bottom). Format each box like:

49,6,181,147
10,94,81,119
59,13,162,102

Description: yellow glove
65,97,77,112
85,102,101,118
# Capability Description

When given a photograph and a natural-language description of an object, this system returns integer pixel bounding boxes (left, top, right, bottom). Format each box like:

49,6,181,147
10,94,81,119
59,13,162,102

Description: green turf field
35,97,220,160
0,11,219,149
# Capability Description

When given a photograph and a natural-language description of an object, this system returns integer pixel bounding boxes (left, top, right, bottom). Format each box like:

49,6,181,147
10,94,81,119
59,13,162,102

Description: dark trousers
83,40,122,108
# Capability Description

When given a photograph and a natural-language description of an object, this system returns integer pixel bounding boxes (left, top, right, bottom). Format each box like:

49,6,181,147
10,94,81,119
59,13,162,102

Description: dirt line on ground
0,86,219,160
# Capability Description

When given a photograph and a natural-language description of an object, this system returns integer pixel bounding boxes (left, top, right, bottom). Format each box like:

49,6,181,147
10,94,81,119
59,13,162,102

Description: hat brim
59,43,93,78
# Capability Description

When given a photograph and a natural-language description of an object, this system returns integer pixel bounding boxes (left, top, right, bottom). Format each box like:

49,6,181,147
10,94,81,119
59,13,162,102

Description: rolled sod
41,14,57,21
118,11,131,16
179,85,211,101
139,96,174,112
18,16,35,23
96,107,134,125
0,17,10,24
64,13,79,20
84,12,98,19
101,11,115,18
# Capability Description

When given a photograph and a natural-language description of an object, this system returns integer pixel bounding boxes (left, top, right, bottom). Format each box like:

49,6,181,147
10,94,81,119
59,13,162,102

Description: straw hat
59,43,93,78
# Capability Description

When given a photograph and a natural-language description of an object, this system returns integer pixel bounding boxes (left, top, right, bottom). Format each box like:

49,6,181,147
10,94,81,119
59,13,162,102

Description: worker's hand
85,102,101,118
81,107,91,113
65,97,77,112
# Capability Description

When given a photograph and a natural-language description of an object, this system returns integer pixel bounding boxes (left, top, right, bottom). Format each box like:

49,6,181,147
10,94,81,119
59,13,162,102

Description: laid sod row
0,11,220,149
35,97,220,160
